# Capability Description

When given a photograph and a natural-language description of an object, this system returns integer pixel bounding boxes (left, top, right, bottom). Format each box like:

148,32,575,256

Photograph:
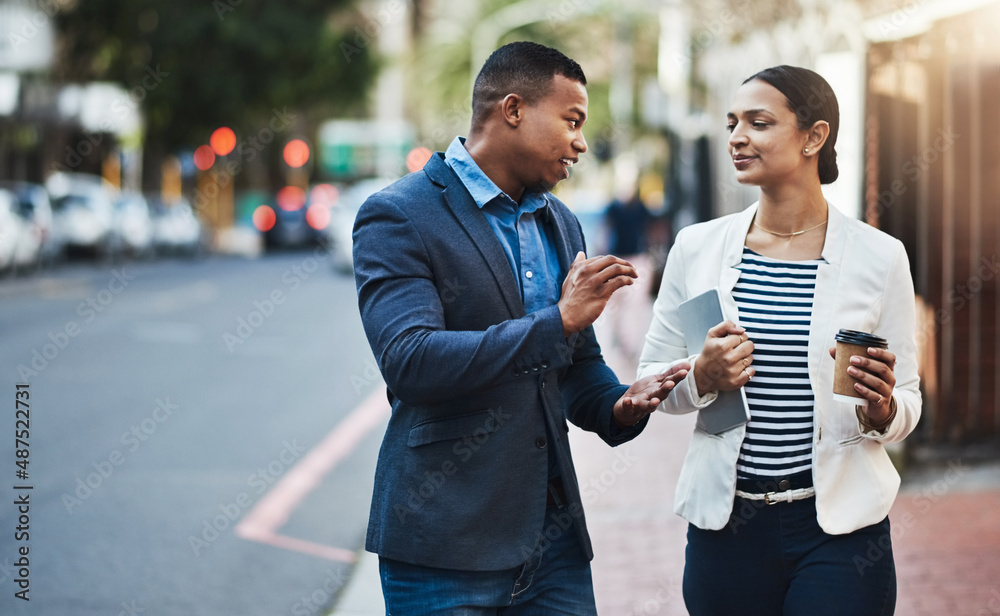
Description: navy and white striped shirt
733,247,822,479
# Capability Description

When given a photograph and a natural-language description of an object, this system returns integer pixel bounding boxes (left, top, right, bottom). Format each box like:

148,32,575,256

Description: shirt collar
445,136,549,215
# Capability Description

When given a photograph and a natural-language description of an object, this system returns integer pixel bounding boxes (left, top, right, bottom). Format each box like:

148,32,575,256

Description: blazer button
531,363,540,372
778,479,791,491
541,359,550,369
512,367,520,376
535,437,547,449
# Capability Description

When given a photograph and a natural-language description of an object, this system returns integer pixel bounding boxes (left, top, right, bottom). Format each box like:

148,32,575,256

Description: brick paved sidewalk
586,280,1000,616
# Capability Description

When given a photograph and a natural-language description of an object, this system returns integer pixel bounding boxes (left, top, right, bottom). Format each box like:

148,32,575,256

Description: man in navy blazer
353,42,689,614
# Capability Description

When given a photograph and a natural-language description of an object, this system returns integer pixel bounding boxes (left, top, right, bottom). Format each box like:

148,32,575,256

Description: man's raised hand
557,252,637,337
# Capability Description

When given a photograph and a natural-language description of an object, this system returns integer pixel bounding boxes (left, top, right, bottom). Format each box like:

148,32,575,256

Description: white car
114,193,155,257
326,177,396,274
0,189,28,273
149,197,205,257
0,181,57,270
46,173,118,259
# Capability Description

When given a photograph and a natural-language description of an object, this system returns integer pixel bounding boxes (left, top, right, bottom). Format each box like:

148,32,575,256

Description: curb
328,550,384,615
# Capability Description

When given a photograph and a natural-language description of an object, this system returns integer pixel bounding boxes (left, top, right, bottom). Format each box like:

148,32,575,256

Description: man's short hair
471,41,587,129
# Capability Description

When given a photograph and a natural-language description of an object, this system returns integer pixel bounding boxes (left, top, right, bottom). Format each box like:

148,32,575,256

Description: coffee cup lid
835,329,888,348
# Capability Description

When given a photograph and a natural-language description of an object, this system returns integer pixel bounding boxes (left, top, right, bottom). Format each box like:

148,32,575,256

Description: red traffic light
283,139,310,168
210,127,236,156
193,145,216,171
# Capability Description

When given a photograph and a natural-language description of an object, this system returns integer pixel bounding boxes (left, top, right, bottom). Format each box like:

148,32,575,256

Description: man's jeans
378,506,598,615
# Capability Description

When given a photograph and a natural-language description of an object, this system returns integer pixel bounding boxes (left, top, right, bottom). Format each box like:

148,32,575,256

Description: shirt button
778,479,791,491
536,437,547,449
525,270,533,279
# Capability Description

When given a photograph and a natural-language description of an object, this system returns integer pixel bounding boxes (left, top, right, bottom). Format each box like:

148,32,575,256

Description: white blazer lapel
718,203,757,323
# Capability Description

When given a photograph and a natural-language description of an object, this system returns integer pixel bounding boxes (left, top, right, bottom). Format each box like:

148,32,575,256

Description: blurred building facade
684,0,1000,450
0,0,141,189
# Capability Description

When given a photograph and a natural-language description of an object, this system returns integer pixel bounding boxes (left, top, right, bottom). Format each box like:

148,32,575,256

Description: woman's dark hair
743,65,840,184
472,41,587,129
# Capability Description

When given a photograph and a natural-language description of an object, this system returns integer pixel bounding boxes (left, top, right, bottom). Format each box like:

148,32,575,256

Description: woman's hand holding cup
694,320,755,397
829,339,897,425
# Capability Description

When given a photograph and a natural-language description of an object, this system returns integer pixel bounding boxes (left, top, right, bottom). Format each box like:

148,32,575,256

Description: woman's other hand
694,320,755,397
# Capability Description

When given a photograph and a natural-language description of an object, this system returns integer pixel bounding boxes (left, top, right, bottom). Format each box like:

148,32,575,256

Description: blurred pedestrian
637,65,921,615
603,189,653,357
352,41,689,615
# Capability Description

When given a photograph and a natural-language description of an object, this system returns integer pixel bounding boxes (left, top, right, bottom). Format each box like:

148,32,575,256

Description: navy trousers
683,475,896,616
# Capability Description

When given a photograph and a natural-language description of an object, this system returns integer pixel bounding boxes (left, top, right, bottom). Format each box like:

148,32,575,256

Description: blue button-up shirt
445,137,562,314
445,137,566,480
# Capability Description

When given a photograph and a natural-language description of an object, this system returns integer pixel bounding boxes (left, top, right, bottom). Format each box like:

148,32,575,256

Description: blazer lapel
808,202,846,385
718,203,757,322
427,156,525,318
542,203,577,277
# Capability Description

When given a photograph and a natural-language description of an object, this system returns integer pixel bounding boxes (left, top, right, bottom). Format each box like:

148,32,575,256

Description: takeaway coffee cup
833,329,889,406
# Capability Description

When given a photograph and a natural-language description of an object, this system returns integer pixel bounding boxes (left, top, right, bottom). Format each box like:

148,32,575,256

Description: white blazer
638,202,921,534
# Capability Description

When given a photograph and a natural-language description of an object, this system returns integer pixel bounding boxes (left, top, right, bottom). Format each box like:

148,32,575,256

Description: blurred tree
54,0,378,171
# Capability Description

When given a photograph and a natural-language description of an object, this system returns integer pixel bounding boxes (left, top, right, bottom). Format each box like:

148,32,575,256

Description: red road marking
235,385,390,562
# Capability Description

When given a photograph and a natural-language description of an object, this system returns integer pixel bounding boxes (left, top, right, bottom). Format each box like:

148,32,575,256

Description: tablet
677,288,751,435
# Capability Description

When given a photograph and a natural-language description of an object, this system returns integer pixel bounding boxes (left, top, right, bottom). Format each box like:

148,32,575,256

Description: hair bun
819,146,839,184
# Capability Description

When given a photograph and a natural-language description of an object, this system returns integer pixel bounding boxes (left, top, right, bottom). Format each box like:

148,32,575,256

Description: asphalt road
0,251,386,615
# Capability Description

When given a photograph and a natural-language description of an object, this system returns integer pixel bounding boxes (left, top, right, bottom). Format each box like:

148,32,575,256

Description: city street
0,252,386,615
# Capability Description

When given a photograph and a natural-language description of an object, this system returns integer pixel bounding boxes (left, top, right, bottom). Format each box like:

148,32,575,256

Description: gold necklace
753,217,827,238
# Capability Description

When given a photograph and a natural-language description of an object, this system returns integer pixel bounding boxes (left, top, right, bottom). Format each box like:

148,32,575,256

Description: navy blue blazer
353,152,647,571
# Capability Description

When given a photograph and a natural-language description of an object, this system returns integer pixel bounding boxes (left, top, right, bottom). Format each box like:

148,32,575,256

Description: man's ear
501,94,524,128
803,120,830,156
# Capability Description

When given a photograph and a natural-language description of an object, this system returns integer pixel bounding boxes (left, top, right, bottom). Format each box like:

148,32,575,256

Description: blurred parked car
46,173,118,259
0,180,59,269
0,188,29,274
113,192,155,258
256,183,339,250
325,177,395,274
148,196,205,257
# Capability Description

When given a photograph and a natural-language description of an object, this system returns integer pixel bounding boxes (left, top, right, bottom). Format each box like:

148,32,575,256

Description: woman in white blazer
639,66,920,615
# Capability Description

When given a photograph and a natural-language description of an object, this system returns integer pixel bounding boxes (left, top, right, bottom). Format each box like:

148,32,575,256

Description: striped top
733,247,823,479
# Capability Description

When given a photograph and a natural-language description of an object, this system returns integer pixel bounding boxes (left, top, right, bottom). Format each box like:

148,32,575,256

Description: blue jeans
683,477,896,616
378,506,598,615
